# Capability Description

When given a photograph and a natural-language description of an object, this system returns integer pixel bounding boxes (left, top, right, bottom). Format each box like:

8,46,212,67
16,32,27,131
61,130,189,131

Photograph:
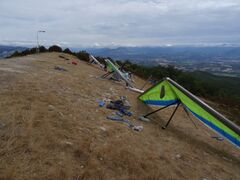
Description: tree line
8,45,240,123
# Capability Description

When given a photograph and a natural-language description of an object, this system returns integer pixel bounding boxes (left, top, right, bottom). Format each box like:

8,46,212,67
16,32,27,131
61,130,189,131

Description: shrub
63,48,73,54
39,46,48,53
48,45,62,52
75,51,89,62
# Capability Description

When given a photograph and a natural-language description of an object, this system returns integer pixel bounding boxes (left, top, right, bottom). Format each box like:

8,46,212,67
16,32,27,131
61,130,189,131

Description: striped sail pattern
139,78,240,148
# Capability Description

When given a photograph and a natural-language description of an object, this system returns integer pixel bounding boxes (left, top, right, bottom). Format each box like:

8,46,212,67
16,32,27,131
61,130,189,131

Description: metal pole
143,101,178,118
140,75,152,90
36,30,45,54
37,31,39,53
182,104,198,129
162,103,180,129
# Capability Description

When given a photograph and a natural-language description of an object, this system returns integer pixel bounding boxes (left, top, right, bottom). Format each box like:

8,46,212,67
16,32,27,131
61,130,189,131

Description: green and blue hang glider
102,59,134,88
89,55,105,69
139,77,240,148
101,59,145,93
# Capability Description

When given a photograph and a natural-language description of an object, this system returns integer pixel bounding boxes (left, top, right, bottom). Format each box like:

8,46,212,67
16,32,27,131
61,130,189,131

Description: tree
48,45,62,52
75,51,89,62
29,47,37,54
39,46,47,53
7,51,20,58
63,48,73,54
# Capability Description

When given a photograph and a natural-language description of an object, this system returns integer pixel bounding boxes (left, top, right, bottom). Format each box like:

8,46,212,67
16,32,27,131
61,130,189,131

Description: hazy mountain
0,45,27,58
85,46,240,62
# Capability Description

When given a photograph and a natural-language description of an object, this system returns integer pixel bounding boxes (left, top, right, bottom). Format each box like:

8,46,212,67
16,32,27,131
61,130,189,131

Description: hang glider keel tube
142,102,181,129
89,55,104,69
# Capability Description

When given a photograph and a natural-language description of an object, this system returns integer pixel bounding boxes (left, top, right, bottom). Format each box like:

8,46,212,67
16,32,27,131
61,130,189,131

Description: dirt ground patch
0,53,239,180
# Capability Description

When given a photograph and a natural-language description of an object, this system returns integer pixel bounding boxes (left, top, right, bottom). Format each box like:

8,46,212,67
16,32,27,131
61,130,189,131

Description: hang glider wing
105,59,134,87
139,78,179,106
89,55,104,68
139,77,240,148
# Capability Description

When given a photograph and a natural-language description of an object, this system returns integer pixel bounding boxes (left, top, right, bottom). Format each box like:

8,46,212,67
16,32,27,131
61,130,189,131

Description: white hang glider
89,55,104,69
103,59,134,87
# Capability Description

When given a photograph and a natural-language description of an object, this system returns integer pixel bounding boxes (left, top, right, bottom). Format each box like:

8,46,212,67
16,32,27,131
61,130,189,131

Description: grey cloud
0,0,240,47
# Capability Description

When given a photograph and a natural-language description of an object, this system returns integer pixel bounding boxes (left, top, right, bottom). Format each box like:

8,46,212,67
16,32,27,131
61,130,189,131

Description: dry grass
0,53,239,180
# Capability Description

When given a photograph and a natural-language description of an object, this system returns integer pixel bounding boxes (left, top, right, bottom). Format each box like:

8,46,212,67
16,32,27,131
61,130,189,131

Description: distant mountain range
0,45,27,58
1,45,240,77
2,45,240,62
85,46,240,62
84,46,240,77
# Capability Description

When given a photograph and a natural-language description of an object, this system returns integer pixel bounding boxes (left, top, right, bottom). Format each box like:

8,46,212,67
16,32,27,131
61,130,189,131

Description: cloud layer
0,0,240,47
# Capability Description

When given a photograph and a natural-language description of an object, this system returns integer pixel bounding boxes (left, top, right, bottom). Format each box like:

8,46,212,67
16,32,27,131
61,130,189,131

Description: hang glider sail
104,59,134,88
139,77,240,148
89,55,104,69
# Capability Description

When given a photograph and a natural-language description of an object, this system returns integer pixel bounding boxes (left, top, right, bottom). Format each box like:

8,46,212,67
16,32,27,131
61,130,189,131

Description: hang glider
139,77,240,148
89,55,104,69
103,59,134,88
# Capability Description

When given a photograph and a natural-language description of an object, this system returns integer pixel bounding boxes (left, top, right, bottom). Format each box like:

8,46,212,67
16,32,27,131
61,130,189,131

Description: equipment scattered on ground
100,96,142,131
132,126,144,131
106,97,132,117
116,111,124,117
54,66,67,72
106,115,143,132
138,116,150,122
107,115,132,126
212,136,224,141
139,77,240,148
72,61,78,65
59,55,69,60
98,100,105,107
126,86,144,94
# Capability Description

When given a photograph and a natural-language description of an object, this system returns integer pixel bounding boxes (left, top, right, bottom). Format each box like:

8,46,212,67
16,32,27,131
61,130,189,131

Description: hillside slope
0,53,239,179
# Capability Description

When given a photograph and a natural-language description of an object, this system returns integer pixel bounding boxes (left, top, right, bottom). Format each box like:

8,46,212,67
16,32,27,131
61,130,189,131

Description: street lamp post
37,30,46,54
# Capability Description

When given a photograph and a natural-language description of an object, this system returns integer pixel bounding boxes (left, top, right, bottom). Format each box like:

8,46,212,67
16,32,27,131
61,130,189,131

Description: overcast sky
0,0,240,47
